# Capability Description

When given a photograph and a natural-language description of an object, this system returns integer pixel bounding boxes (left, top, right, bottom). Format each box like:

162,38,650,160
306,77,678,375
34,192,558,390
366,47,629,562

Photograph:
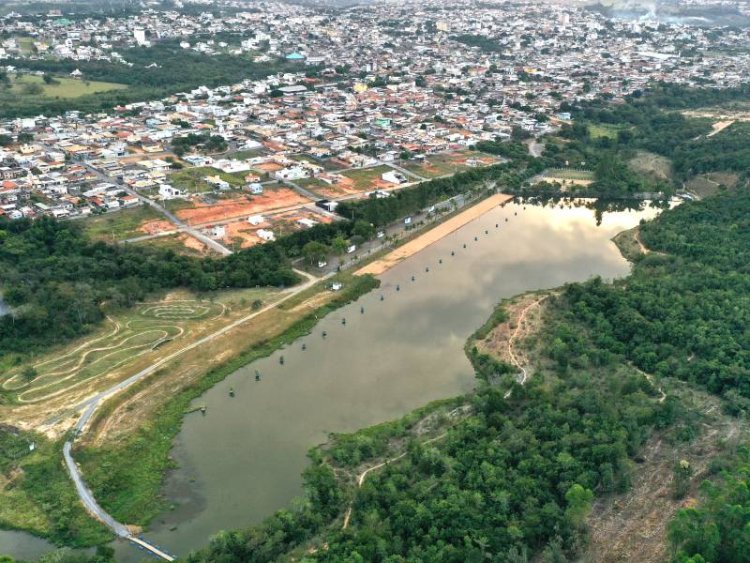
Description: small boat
411,275,415,282
485,230,488,235
425,267,430,273
255,370,261,381
451,251,455,256
301,343,306,351
229,388,235,397
360,306,364,314
380,294,384,301
322,330,327,338
439,259,443,264
474,236,478,241
342,318,346,325
200,406,207,414
279,356,285,365
396,284,400,291
496,223,498,228
463,244,466,249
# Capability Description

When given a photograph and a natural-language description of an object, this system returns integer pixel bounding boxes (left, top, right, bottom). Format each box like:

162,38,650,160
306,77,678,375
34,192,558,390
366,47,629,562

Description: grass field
340,165,393,190
16,36,35,55
168,166,247,194
80,205,162,242
136,232,206,256
229,148,266,160
11,75,127,99
588,123,623,139
686,171,739,198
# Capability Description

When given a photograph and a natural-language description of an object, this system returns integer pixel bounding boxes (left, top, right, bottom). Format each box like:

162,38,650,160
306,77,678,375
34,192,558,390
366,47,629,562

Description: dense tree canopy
0,217,298,351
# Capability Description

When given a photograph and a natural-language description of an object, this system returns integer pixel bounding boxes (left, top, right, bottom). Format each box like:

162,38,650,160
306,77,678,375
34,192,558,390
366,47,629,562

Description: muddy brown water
2,200,661,562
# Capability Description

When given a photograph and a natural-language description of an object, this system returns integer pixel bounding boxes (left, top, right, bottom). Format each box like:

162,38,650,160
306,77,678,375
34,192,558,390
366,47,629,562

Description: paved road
284,179,320,201
82,162,234,256
51,146,235,256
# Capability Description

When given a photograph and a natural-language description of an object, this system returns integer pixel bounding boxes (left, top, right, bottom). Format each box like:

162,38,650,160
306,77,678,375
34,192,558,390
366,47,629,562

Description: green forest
0,217,299,353
0,41,291,118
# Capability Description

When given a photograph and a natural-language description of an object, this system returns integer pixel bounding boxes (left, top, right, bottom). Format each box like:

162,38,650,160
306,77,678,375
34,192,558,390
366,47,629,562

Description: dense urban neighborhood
0,0,748,252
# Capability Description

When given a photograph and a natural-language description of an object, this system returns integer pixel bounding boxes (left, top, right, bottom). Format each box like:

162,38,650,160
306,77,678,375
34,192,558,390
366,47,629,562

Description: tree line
0,216,298,352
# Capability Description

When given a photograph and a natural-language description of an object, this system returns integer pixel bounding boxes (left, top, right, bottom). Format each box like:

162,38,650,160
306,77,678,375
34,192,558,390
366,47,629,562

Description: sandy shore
356,193,514,276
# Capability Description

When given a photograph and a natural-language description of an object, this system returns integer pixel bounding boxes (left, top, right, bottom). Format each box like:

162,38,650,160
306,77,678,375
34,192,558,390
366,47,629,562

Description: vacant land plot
169,166,247,195
216,208,332,250
81,205,162,242
11,75,127,99
405,151,500,178
176,188,311,225
138,232,210,255
340,165,394,190
298,176,359,199
629,151,673,182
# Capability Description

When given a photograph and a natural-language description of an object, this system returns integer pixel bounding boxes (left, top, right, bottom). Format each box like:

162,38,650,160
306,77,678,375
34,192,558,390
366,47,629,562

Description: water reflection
2,199,662,562
108,200,660,561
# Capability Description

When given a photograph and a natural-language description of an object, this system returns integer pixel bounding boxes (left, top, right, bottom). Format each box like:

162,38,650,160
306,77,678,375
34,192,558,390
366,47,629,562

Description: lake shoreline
356,193,514,276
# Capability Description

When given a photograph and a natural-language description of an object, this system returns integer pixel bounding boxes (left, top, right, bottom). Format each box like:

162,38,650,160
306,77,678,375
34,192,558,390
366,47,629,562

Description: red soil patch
255,162,284,173
176,189,310,225
139,219,174,235
221,221,262,249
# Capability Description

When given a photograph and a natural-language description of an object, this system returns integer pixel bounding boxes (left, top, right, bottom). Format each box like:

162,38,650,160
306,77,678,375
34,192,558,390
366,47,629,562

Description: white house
273,166,308,181
205,175,231,191
247,214,265,225
381,170,407,185
159,184,186,200
209,225,226,238
257,229,275,242
297,218,317,229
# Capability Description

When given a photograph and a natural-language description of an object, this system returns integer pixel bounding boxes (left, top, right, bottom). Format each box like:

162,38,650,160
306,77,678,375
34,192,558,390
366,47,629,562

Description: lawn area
340,165,392,190
229,148,267,160
80,204,162,242
11,74,128,99
588,123,622,139
169,166,247,194
296,177,331,196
